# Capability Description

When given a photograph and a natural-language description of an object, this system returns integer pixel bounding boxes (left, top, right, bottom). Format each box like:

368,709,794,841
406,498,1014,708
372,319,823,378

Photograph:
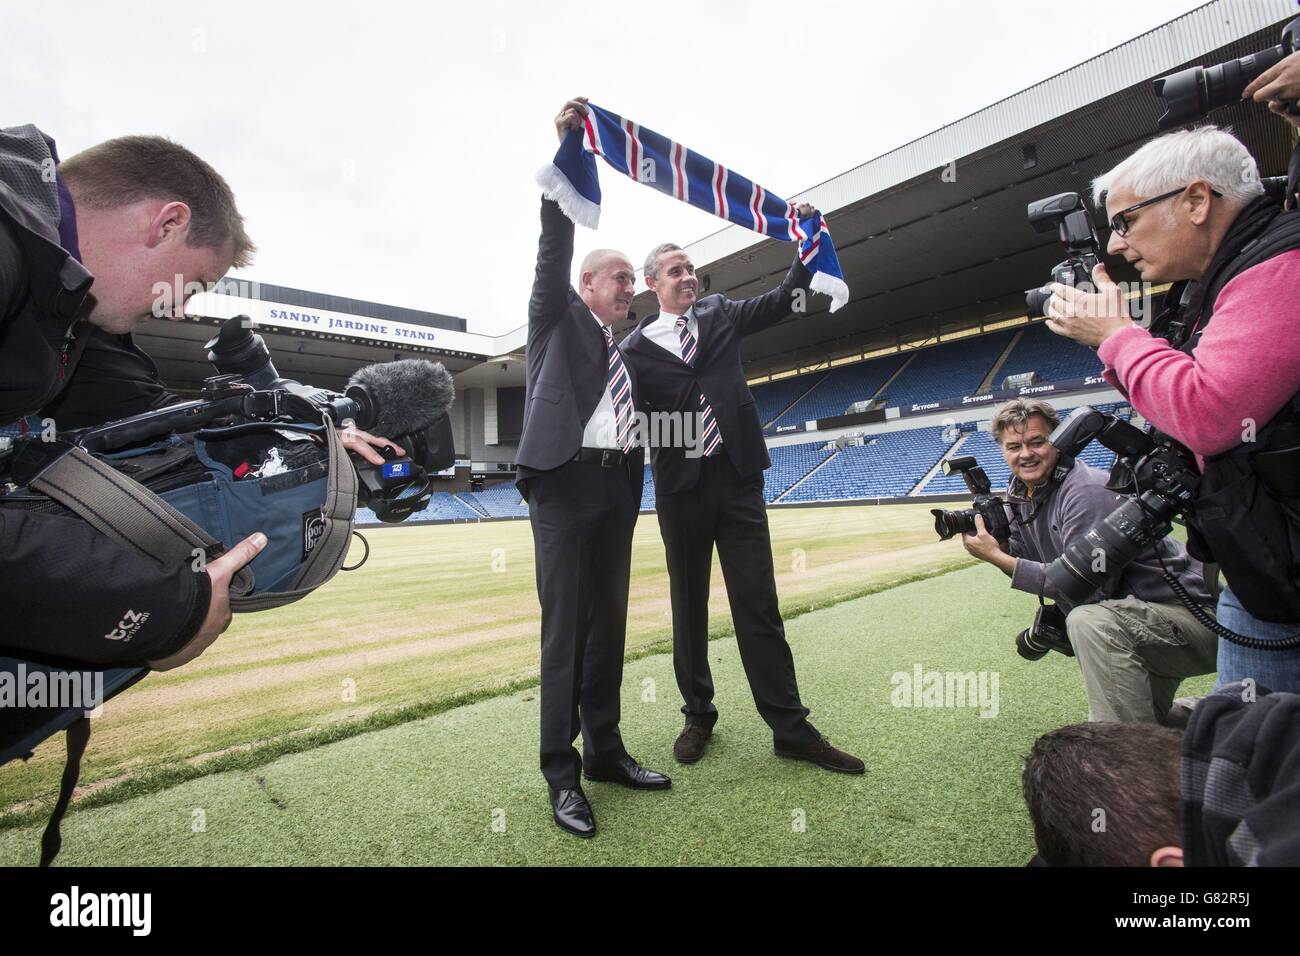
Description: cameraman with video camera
1045,125,1300,693
0,125,401,668
958,398,1217,725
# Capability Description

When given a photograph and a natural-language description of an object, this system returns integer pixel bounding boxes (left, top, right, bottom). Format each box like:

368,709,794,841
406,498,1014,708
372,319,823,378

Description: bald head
578,248,635,325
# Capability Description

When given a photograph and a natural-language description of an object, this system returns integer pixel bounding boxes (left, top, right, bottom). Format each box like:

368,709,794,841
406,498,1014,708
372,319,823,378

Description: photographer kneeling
1045,126,1300,692
960,398,1217,725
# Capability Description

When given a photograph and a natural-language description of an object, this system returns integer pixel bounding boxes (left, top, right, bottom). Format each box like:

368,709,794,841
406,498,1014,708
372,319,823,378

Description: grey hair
1091,125,1264,210
643,242,682,280
990,398,1060,444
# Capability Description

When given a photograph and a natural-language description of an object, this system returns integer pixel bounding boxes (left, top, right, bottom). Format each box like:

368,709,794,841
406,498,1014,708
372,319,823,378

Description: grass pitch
0,504,1215,865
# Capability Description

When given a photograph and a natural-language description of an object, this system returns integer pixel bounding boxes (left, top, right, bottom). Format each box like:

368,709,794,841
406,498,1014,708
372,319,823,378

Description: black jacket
620,256,811,495
515,197,639,480
0,124,208,667
0,125,94,424
1181,683,1300,865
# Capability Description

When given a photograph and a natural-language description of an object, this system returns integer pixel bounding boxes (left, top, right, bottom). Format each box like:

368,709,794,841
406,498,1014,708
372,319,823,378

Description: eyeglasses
1108,185,1222,236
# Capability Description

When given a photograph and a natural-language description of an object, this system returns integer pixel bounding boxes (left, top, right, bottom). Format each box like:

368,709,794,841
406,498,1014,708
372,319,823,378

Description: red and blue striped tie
676,317,722,457
603,326,637,453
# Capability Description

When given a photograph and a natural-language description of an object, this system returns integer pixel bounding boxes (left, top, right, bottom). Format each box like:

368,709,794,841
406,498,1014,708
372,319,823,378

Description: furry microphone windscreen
347,359,455,436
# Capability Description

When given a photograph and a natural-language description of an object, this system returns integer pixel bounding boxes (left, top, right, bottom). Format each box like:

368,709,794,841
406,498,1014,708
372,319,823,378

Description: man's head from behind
644,243,698,316
60,136,255,334
1092,126,1262,284
578,248,635,325
991,398,1061,487
1023,721,1185,867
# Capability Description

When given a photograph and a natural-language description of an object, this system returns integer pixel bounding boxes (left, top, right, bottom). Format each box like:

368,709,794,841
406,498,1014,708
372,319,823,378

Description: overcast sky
4,0,1206,335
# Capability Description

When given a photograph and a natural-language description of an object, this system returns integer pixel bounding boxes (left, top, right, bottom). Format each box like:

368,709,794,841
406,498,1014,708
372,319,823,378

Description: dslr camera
1024,192,1101,319
931,455,1011,546
1042,406,1199,604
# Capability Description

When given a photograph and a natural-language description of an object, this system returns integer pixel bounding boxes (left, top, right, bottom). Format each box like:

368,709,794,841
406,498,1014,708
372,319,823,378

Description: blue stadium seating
459,483,529,518
877,330,1015,409
751,371,828,426
766,353,909,429
640,463,656,511
995,322,1103,385
784,426,958,502
763,441,835,502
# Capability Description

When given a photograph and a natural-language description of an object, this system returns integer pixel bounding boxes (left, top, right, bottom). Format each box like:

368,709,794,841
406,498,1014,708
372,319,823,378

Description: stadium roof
620,0,1299,380
141,0,1296,396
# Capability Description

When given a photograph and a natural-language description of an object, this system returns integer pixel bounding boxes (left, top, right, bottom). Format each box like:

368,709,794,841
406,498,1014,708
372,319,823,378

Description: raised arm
727,203,817,337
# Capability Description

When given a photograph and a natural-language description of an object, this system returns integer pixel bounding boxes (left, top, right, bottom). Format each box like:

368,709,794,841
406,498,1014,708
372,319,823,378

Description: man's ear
1149,845,1185,867
1185,182,1215,226
147,200,192,248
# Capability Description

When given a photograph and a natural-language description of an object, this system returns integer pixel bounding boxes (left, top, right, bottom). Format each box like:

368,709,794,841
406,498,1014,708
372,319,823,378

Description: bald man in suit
516,98,671,839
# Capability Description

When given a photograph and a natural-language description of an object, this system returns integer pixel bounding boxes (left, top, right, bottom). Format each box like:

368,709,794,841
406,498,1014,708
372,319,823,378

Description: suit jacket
620,257,811,495
516,197,637,482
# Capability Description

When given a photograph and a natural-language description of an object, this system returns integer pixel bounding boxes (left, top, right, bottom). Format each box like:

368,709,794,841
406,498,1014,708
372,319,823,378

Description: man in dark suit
620,236,864,774
516,98,670,838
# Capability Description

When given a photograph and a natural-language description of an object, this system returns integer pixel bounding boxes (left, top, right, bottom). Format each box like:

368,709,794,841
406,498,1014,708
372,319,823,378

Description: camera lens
1015,629,1050,661
1025,286,1052,318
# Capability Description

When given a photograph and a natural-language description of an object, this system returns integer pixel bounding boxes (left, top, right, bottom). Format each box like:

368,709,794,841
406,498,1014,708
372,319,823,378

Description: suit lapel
625,314,677,366
690,304,711,362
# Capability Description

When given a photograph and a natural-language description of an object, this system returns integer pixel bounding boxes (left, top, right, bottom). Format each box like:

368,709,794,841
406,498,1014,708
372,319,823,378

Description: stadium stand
995,323,1103,385
639,463,656,511
765,352,910,429
876,330,1015,409
751,371,828,426
459,483,529,518
784,426,958,502
763,441,836,502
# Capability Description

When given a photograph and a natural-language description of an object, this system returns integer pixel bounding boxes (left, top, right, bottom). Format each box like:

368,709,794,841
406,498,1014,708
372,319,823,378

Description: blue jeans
1215,584,1300,694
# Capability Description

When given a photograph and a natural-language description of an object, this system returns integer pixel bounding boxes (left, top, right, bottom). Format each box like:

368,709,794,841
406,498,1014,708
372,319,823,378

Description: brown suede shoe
774,736,865,774
673,724,712,763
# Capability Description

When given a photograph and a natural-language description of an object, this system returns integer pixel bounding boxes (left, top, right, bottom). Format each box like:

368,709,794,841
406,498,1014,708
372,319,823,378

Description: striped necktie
676,317,722,457
602,326,637,453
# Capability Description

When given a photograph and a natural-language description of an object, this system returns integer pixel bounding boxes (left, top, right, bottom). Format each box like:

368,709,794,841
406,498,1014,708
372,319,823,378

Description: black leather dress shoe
549,786,596,838
583,754,672,790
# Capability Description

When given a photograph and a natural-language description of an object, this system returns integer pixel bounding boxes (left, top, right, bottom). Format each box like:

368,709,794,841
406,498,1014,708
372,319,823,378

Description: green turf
0,564,1216,866
0,504,967,815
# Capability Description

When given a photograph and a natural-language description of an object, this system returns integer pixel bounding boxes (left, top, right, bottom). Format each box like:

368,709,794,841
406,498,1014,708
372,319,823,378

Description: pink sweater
1097,248,1300,463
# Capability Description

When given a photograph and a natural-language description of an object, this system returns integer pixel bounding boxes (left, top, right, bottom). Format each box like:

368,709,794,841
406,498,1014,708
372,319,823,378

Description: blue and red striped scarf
537,102,849,313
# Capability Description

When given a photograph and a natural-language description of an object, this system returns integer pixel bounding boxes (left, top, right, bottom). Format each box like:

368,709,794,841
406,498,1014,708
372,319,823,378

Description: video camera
1154,17,1300,130
1024,192,1102,319
1042,406,1199,604
204,315,455,522
930,455,1011,547
3,315,455,523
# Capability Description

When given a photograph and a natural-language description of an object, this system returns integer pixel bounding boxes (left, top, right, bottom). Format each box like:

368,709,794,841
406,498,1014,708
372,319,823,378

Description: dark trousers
526,455,641,789
655,454,818,748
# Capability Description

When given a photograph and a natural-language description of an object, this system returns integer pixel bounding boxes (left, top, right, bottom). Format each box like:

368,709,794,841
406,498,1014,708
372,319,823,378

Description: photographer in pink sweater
1045,126,1300,694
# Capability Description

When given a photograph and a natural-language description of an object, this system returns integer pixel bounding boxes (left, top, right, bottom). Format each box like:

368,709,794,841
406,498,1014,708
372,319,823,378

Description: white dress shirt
644,307,695,360
581,307,624,450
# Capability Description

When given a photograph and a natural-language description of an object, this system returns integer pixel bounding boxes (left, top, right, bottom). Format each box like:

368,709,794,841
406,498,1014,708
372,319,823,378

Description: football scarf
537,102,849,312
